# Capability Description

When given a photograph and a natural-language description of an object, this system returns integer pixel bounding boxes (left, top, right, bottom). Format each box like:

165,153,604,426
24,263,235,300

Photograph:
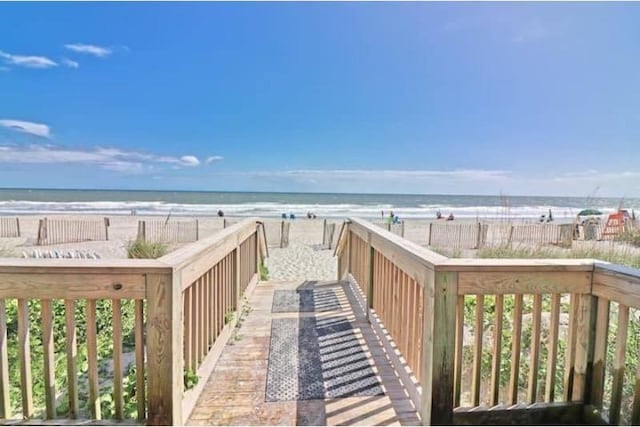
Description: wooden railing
0,218,267,425
337,217,640,425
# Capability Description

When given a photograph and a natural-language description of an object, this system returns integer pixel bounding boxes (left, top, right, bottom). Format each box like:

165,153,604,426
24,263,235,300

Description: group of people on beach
381,210,402,224
436,210,455,221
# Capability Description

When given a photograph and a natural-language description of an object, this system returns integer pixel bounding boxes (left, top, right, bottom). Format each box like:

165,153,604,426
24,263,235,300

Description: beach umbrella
577,209,602,216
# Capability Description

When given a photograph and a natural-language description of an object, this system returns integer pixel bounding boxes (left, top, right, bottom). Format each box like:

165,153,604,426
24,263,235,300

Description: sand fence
137,219,199,243
0,217,20,238
36,217,109,246
428,221,574,250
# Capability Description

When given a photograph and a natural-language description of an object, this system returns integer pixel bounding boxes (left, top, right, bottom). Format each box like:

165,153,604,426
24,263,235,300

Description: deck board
186,279,421,426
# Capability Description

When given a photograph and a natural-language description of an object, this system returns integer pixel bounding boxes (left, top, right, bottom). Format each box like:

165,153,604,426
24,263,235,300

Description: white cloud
206,155,224,164
230,169,511,180
0,50,57,69
61,58,79,69
64,43,112,58
180,155,200,166
0,144,201,174
0,119,51,138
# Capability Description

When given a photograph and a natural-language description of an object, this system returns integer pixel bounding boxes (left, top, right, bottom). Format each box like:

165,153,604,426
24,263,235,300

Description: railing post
428,223,433,246
365,231,374,320
236,234,241,308
146,270,183,425
421,268,457,425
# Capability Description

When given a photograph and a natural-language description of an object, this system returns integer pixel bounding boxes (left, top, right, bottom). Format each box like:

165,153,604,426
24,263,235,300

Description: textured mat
272,289,342,313
265,317,384,401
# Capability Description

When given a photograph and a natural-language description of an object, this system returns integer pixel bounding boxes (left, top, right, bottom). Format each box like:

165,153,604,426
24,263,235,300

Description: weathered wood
571,294,593,402
17,299,33,418
472,295,484,406
563,293,579,401
438,258,594,272
545,293,561,403
421,270,457,425
454,295,464,408
112,299,123,420
490,295,503,406
146,272,183,425
593,268,640,308
0,299,9,419
509,294,523,405
64,301,79,419
134,300,146,422
0,273,147,300
527,294,542,403
41,300,56,419
632,350,640,425
86,300,101,420
590,297,609,408
453,402,584,425
609,303,629,425
457,271,591,295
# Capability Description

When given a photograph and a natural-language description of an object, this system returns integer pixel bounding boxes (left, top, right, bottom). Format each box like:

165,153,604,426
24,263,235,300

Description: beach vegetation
259,262,269,280
126,239,168,259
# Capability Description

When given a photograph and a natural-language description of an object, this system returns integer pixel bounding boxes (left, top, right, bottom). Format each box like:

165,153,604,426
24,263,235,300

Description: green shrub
259,263,269,280
127,240,167,259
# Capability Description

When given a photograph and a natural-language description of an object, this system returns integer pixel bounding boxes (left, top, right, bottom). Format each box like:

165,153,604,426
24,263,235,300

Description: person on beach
436,210,442,219
447,213,454,221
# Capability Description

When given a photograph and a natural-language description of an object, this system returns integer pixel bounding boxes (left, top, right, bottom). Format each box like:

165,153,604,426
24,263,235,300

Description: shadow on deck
186,279,421,426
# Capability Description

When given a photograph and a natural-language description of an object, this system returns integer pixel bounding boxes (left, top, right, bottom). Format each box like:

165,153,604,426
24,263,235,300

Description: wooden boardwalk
187,279,421,426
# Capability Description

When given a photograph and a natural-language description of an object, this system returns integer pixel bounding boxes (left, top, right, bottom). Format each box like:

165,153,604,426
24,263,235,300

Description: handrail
0,216,266,426
256,220,269,260
339,217,640,425
348,217,447,269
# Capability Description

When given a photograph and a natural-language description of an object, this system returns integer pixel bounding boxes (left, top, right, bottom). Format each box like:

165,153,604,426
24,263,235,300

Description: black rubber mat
265,316,384,401
272,289,342,313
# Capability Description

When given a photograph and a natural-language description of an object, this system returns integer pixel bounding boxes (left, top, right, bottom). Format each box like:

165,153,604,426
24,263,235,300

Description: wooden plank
183,287,192,373
545,293,561,403
453,402,584,425
472,295,484,406
609,303,629,425
86,300,101,420
509,294,523,405
593,269,640,308
146,272,183,425
590,297,609,408
563,293,579,401
17,299,34,418
112,299,123,420
491,295,504,406
421,270,457,425
439,258,595,272
41,300,56,419
457,271,591,295
571,294,593,402
454,295,464,408
0,273,147,299
134,300,146,422
528,294,542,404
0,299,9,419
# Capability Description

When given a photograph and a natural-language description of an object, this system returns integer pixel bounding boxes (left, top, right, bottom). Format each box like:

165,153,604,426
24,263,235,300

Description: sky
1,2,640,197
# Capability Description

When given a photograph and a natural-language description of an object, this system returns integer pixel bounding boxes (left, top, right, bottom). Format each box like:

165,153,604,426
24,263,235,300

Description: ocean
0,188,637,220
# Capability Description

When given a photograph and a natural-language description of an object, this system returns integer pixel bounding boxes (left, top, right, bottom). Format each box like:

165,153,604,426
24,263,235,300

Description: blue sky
1,2,639,197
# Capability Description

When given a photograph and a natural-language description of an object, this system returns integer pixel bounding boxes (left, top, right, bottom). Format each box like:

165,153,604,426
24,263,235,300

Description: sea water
0,188,636,220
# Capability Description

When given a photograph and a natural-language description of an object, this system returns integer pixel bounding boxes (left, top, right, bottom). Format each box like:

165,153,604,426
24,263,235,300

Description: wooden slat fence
428,222,487,250
137,220,199,243
36,217,109,246
0,218,20,238
509,223,573,248
0,218,267,425
336,217,640,425
375,221,405,238
321,220,339,250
